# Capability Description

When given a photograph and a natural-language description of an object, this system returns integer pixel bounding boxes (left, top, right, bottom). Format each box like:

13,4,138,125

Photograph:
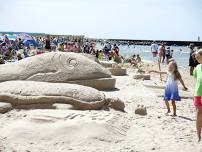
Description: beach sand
0,62,201,152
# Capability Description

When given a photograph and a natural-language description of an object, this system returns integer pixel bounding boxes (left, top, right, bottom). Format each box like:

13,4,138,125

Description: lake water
97,44,190,69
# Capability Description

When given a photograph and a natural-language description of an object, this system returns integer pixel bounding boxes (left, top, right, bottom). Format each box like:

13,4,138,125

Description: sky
0,0,201,41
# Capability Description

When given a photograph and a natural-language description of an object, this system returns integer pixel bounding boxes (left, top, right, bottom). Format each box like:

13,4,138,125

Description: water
97,44,190,69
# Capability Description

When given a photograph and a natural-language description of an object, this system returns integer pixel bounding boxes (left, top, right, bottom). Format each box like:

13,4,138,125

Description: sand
0,62,202,152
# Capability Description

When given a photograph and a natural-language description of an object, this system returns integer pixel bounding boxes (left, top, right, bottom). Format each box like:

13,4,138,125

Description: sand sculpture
108,64,127,76
0,81,125,111
0,52,116,90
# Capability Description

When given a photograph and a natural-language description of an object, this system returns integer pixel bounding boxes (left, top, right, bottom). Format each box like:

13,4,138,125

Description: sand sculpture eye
67,58,78,68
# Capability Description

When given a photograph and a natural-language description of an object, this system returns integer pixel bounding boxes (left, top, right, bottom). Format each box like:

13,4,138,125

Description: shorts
152,52,157,57
194,96,202,107
166,54,170,60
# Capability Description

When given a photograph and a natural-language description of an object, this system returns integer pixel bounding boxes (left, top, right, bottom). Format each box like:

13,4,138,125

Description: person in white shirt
151,41,159,60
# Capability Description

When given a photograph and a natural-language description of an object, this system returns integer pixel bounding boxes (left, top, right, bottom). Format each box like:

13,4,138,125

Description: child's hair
196,48,202,56
171,61,181,80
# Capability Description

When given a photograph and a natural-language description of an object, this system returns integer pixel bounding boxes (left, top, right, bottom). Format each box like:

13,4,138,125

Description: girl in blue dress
150,61,187,116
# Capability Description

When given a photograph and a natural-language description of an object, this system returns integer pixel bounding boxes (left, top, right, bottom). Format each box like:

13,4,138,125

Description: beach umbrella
17,33,33,40
23,39,38,47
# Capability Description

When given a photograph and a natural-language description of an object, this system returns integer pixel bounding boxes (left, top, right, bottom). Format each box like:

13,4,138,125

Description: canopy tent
17,33,38,47
23,39,38,47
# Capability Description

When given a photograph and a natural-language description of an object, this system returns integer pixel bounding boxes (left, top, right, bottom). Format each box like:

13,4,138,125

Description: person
58,43,64,52
165,47,171,64
103,42,111,60
83,43,90,54
98,50,104,59
108,51,112,60
170,49,174,58
158,43,164,63
136,54,141,63
0,55,5,64
3,35,10,45
162,43,166,63
17,53,23,61
112,49,122,63
95,50,99,58
192,49,202,142
151,41,158,60
113,44,119,56
45,35,51,51
149,61,187,116
132,54,136,59
189,43,199,75
17,38,24,49
128,58,137,67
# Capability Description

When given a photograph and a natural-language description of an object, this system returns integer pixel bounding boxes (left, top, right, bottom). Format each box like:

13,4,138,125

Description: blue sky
0,0,201,41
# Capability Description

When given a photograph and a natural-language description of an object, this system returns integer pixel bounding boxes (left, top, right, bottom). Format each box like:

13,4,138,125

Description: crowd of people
0,34,124,64
151,41,174,64
83,41,123,63
150,41,201,76
0,34,82,64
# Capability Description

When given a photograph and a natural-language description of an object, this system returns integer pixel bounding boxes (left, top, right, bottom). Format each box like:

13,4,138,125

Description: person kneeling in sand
128,58,137,67
149,61,187,116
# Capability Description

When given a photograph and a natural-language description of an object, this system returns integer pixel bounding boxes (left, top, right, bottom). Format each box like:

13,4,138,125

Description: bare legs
162,54,165,63
196,107,202,142
165,100,170,114
171,100,177,116
165,100,176,116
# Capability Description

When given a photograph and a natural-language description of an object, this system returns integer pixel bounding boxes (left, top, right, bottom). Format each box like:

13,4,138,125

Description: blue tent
23,39,38,47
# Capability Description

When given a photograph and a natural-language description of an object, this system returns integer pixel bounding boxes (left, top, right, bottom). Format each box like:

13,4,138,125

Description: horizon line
0,31,201,42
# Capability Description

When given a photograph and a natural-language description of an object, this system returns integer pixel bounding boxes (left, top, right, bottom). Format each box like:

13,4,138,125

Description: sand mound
0,109,130,152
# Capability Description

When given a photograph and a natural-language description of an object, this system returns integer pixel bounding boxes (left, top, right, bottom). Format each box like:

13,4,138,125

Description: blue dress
164,72,181,101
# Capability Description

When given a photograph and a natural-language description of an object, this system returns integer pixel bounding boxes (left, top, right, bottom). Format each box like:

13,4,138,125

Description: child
165,47,171,64
193,49,202,142
150,61,187,116
170,49,174,58
136,54,141,63
158,43,165,63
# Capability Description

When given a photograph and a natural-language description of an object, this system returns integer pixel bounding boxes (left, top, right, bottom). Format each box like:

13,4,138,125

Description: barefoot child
193,49,202,142
150,61,187,116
